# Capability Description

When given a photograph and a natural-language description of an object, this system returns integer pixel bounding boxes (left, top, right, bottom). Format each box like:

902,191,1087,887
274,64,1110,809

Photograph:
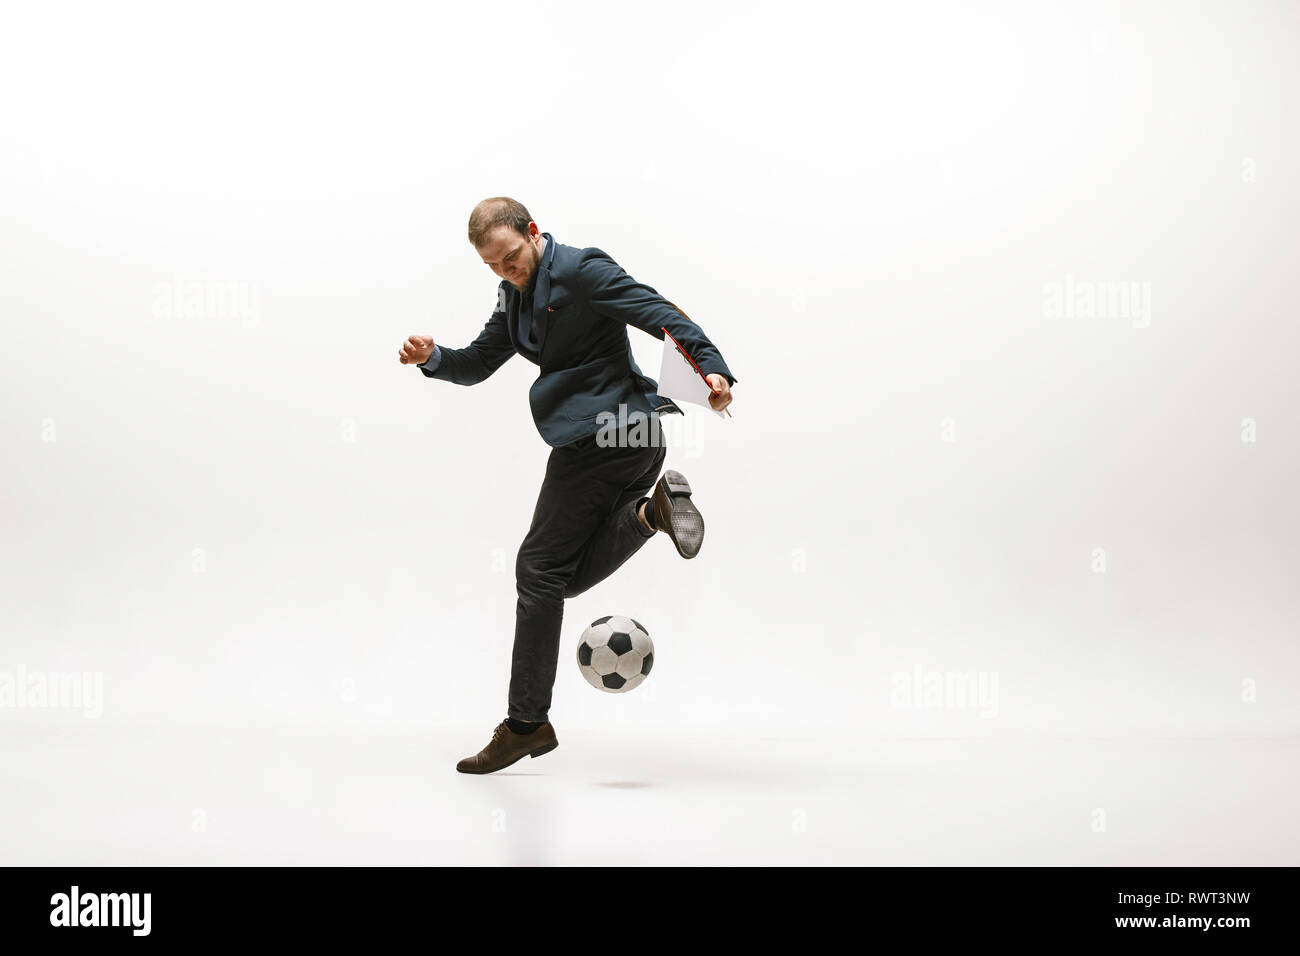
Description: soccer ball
577,615,654,693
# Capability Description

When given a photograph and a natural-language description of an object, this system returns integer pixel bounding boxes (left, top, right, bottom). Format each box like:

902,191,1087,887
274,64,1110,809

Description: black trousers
508,428,668,723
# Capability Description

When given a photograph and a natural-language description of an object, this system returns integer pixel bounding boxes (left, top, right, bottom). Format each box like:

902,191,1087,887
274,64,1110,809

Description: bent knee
516,556,567,602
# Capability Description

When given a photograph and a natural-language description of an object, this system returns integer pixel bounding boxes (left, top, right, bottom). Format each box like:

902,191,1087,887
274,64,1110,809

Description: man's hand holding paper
657,329,734,419
704,373,733,413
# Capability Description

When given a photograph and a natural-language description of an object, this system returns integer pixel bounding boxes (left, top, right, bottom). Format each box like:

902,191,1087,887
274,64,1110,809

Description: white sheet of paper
657,335,724,418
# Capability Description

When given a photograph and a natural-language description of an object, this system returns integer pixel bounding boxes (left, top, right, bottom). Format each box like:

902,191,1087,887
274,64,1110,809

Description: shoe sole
656,470,704,559
456,738,559,774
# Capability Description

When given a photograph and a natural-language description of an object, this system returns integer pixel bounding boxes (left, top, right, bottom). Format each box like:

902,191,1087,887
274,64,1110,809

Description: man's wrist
418,344,443,372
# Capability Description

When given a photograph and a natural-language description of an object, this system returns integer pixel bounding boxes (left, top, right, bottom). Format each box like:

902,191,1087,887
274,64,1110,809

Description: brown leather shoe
456,719,559,774
651,470,704,558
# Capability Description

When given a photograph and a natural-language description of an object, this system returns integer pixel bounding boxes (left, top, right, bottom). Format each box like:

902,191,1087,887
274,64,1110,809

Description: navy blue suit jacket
421,232,737,447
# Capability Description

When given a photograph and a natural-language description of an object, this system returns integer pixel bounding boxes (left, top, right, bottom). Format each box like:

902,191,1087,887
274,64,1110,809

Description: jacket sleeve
576,247,738,386
420,294,514,386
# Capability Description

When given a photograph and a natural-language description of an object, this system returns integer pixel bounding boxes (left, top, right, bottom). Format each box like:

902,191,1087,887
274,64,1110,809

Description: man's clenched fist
398,335,435,365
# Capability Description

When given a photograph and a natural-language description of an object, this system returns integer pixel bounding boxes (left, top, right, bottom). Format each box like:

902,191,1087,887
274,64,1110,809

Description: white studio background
2,0,1297,755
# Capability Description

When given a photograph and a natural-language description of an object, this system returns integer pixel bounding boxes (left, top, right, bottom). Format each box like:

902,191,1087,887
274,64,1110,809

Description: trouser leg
508,434,666,723
563,440,666,599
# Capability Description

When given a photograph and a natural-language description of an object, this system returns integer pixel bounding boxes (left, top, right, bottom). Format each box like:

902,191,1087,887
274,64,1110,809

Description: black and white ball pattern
577,615,654,692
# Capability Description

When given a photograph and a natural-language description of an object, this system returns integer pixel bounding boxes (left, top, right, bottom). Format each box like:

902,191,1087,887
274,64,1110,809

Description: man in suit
398,197,737,774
